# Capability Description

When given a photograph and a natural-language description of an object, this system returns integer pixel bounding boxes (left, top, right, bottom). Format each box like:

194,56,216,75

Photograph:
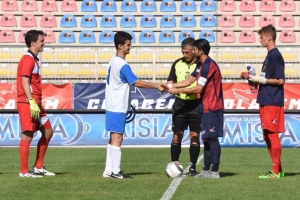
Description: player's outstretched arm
162,75,196,90
133,79,164,92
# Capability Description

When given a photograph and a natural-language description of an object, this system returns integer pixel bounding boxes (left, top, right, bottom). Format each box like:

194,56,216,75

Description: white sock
110,145,121,174
104,144,112,174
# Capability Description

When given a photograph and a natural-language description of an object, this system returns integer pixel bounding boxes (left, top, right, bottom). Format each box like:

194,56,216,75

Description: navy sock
208,138,221,172
171,142,181,161
189,143,200,169
203,141,211,171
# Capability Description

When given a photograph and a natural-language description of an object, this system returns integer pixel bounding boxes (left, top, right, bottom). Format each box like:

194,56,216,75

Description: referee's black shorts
172,98,201,133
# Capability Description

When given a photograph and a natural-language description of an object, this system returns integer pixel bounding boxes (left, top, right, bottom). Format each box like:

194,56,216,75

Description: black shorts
172,98,201,132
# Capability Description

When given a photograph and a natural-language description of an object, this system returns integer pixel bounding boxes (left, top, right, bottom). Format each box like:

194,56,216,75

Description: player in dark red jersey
164,39,224,178
17,30,55,178
241,25,285,179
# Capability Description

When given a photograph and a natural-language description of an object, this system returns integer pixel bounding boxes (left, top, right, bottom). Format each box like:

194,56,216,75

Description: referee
166,37,201,176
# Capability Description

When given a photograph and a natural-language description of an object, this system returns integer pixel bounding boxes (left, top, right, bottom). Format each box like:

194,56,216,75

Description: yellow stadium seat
0,53,13,59
239,53,256,59
156,69,170,77
76,69,94,75
42,53,55,60
42,69,54,76
221,69,236,75
98,69,108,77
56,69,74,75
218,53,236,60
137,53,153,60
158,53,177,60
285,69,298,76
57,54,74,60
78,53,95,60
282,53,298,60
136,69,153,76
0,69,13,75
98,53,113,61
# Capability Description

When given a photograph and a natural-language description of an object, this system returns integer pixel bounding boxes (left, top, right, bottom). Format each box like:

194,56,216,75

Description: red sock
267,131,282,174
19,140,30,174
263,133,272,158
34,137,50,168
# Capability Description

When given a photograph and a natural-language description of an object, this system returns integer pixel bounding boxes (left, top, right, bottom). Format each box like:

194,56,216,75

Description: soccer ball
165,161,184,178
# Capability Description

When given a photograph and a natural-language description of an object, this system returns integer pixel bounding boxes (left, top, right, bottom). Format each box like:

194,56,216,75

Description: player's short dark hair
114,31,132,49
181,37,195,49
258,24,276,41
25,30,44,48
194,39,210,55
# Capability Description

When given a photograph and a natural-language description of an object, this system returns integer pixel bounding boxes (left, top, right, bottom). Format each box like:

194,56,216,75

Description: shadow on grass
284,172,300,177
220,172,237,177
127,172,153,176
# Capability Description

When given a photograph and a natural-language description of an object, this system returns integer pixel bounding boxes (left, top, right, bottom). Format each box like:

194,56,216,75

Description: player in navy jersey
242,25,285,178
164,39,224,178
103,31,164,179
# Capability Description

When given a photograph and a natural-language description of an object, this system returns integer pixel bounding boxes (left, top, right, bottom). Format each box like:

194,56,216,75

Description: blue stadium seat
60,15,77,28
100,15,117,28
200,0,217,12
121,0,137,12
81,15,97,28
200,14,217,27
180,14,196,28
160,0,176,12
101,0,117,12
199,30,215,43
140,15,157,28
180,0,196,12
140,0,157,12
59,30,75,43
125,30,136,43
120,15,137,28
160,14,176,28
99,30,114,43
79,30,95,43
81,0,97,12
178,30,195,43
159,30,175,43
139,30,155,43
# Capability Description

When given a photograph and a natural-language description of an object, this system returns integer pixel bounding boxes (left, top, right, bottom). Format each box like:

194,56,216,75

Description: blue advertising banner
0,113,299,147
74,83,175,110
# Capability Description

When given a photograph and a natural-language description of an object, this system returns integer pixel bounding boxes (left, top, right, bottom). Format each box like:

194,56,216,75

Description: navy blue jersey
257,48,285,106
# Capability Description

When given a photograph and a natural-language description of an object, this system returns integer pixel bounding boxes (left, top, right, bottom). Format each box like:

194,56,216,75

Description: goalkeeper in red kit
241,25,285,178
17,30,55,178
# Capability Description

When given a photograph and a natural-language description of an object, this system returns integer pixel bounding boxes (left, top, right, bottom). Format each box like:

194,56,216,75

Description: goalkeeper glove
249,75,267,84
28,98,40,120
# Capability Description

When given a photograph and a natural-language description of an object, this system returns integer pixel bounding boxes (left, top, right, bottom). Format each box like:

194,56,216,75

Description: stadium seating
61,0,77,12
43,30,56,43
180,0,196,12
81,0,97,12
199,30,215,43
40,14,57,28
1,0,18,11
160,14,176,28
20,14,37,27
18,30,28,43
100,15,117,28
59,30,75,43
239,30,255,43
200,0,217,12
160,0,176,12
120,15,137,28
41,0,58,12
279,30,296,43
139,30,155,43
79,30,95,43
178,30,195,43
259,0,276,12
219,30,236,43
21,0,38,12
280,0,296,12
140,0,157,12
279,14,295,27
240,0,256,12
121,0,137,12
220,0,236,12
99,30,114,43
140,15,157,28
259,15,275,27
200,14,217,27
159,30,175,43
125,30,136,43
180,15,196,28
0,30,15,43
0,14,17,27
81,15,97,28
219,14,235,27
101,0,117,12
239,14,255,27
60,14,77,28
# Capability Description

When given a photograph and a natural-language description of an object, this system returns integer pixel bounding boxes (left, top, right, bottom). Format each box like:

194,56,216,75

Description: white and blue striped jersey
105,55,138,113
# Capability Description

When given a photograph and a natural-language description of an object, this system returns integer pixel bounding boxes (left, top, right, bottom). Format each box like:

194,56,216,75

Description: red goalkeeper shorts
259,105,285,133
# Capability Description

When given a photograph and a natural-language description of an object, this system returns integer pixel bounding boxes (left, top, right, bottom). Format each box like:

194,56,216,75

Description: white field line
160,154,204,200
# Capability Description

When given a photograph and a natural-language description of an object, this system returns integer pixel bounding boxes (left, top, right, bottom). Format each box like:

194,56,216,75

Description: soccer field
0,147,299,200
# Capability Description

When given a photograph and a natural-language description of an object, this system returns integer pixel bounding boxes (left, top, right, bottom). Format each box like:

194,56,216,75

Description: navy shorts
201,110,224,140
172,98,201,132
